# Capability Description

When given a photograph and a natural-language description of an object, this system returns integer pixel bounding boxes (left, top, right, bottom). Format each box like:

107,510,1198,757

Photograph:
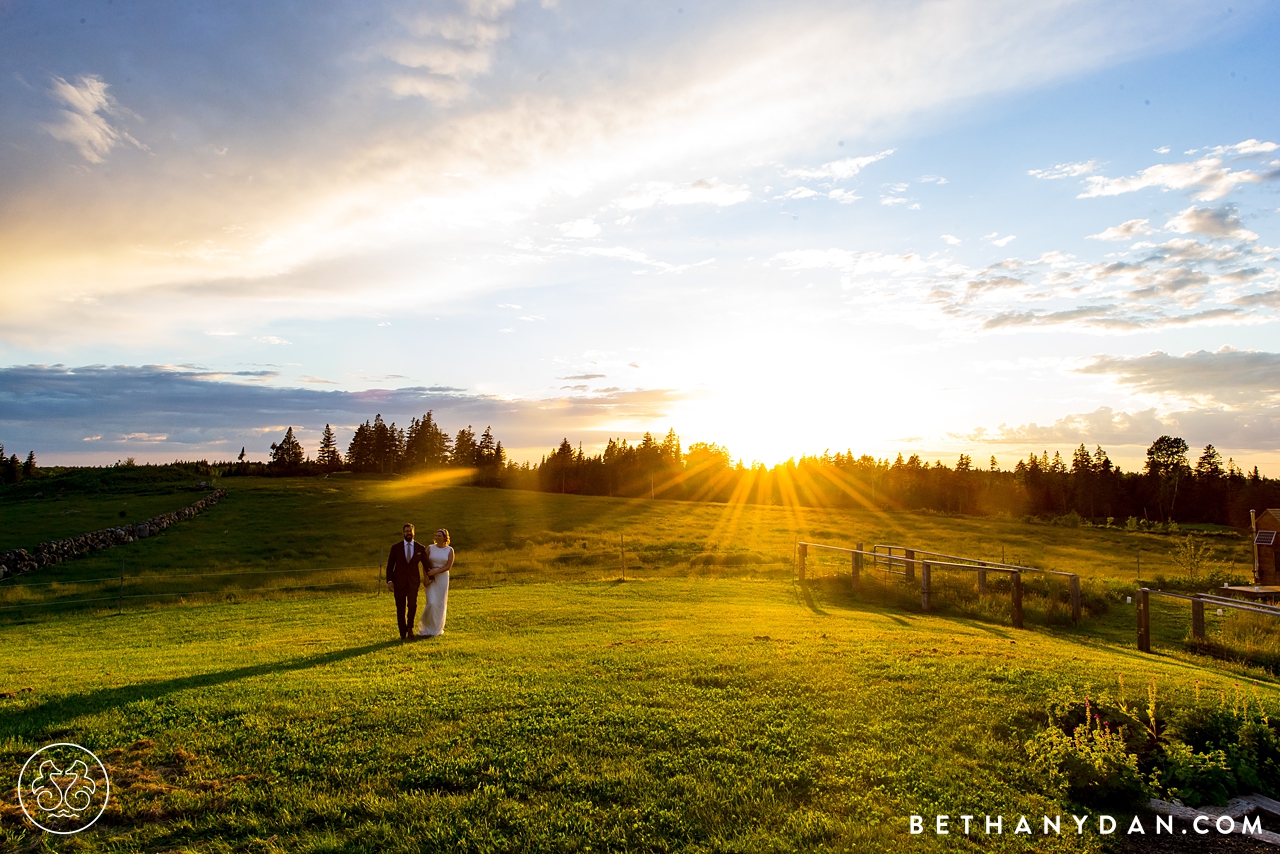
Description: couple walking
386,523,454,640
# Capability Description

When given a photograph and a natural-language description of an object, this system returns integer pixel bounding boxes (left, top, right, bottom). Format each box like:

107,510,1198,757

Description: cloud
1028,160,1097,180
784,150,894,180
379,0,518,103
254,336,293,345
1077,347,1280,407
1164,206,1258,241
1206,139,1279,157
773,248,932,277
981,305,1245,332
963,403,1280,453
0,364,688,461
1078,143,1279,200
958,406,1168,445
777,187,819,200
982,233,1016,247
558,218,601,238
41,74,147,163
558,373,606,380
1234,290,1280,308
616,179,751,210
559,245,714,275
827,189,860,204
1086,218,1155,240
941,235,962,245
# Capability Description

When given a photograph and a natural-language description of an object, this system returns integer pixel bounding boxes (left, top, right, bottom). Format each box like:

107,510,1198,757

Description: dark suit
387,539,427,638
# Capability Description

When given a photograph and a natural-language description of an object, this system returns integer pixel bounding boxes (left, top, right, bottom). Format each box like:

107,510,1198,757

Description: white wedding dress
417,544,451,637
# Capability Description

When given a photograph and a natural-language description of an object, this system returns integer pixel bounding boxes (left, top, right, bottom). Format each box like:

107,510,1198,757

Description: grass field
4,578,1277,853
0,475,1255,587
0,476,1274,851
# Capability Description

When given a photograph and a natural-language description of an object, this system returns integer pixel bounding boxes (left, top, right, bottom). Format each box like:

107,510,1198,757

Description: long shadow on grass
0,640,398,735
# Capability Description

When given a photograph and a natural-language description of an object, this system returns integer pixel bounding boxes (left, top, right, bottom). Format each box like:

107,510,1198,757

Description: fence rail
794,541,1088,629
1137,587,1280,652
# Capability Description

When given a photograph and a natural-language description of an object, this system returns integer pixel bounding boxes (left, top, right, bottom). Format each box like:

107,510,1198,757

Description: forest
215,413,1278,528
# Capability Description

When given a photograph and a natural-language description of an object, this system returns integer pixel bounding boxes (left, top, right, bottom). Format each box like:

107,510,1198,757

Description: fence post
1191,595,1205,642
852,543,862,593
797,543,807,582
904,549,915,582
977,562,987,595
1011,572,1023,629
1137,588,1150,652
1069,575,1082,623
921,562,931,612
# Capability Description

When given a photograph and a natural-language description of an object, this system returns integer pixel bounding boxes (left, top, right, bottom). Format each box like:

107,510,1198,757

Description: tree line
228,417,1277,527
0,444,37,485
226,413,511,487
12,416,1274,527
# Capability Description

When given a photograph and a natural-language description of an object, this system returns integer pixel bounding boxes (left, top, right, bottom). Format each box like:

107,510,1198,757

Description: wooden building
1255,509,1280,585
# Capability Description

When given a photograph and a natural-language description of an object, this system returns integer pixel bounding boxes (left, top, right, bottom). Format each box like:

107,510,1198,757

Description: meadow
0,475,1273,852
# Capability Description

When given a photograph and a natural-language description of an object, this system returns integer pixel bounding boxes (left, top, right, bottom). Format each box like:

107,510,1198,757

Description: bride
417,528,454,638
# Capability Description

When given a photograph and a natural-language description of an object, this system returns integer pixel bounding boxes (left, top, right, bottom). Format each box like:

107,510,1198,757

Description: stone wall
0,488,227,580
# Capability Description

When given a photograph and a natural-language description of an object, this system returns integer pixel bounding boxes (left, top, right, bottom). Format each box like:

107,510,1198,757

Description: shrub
1030,682,1280,810
1026,698,1148,809
1154,741,1234,806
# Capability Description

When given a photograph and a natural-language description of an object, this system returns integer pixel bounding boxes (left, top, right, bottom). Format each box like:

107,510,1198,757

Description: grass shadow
0,639,398,735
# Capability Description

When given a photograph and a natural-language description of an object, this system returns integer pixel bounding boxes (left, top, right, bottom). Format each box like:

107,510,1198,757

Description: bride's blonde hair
434,528,450,545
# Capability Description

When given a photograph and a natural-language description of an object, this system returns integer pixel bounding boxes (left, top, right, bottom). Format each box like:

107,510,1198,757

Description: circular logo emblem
18,742,110,834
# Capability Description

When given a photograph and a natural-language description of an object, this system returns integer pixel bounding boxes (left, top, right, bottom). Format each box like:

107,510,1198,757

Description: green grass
4,578,1278,853
1,477,1274,851
0,476,1255,585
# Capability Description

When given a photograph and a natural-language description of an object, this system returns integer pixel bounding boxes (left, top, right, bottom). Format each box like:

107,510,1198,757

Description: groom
386,523,427,640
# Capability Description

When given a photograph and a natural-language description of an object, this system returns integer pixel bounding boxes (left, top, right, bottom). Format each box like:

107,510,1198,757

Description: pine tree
452,426,477,468
317,424,341,471
22,451,36,478
1195,444,1224,478
347,420,374,472
269,427,305,469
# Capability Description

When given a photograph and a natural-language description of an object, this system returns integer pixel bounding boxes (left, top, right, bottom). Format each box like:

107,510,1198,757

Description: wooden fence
1136,588,1280,653
794,541,1087,630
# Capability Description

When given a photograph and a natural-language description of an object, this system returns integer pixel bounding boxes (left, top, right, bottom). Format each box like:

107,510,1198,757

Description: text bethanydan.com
910,814,1263,837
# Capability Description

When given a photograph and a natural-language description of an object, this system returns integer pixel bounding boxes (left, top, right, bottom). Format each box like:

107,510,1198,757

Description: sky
1,0,1278,472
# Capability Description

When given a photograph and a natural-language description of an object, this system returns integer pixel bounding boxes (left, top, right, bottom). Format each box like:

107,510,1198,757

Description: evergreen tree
317,424,341,471
452,426,477,469
347,420,375,472
1195,444,1224,478
22,451,36,478
269,427,305,470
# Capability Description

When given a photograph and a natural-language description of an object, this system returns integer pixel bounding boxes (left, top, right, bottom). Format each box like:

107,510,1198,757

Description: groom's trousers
394,588,419,638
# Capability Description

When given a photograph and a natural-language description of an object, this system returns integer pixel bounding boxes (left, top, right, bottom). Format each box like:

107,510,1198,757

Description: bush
1029,682,1280,809
1154,741,1234,806
1026,698,1148,809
